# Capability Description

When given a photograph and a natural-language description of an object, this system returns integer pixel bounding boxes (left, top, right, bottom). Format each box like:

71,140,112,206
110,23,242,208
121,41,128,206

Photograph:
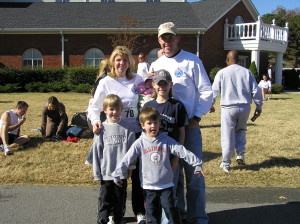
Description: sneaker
136,213,146,224
107,216,115,224
4,146,13,156
84,160,92,165
236,154,245,165
219,163,230,173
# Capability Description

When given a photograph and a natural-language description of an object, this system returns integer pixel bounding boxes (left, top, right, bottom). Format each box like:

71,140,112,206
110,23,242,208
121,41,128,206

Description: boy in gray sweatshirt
92,94,136,224
112,106,204,224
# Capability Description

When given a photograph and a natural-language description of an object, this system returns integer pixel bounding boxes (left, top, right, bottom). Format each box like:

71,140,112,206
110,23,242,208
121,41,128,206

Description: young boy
92,94,136,224
112,106,204,224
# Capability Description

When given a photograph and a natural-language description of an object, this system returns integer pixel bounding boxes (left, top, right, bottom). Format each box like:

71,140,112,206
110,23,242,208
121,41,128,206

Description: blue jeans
177,127,208,224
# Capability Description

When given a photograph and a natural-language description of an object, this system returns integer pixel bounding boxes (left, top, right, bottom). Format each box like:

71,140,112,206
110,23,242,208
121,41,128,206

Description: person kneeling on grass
112,106,204,224
0,101,30,156
41,96,68,140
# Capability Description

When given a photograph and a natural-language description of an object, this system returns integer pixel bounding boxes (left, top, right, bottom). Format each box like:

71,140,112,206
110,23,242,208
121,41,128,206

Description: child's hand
114,180,123,187
194,170,205,177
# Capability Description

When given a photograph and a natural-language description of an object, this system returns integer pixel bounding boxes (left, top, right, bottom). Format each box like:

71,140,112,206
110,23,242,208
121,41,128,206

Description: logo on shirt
175,68,184,77
131,85,138,94
150,152,161,163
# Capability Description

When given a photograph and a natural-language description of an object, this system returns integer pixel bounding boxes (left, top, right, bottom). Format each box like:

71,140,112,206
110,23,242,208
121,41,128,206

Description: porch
224,16,289,85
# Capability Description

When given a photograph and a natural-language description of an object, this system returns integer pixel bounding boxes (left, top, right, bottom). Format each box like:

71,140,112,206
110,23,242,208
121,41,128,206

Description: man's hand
18,116,26,126
194,170,205,177
114,180,123,187
93,121,102,134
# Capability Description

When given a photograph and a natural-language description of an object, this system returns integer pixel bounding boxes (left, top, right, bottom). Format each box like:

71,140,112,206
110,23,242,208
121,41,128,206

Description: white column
275,52,283,85
196,31,200,57
60,31,64,68
251,50,260,72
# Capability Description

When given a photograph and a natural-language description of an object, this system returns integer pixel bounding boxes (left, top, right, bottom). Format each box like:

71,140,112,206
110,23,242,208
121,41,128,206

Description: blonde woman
87,46,146,224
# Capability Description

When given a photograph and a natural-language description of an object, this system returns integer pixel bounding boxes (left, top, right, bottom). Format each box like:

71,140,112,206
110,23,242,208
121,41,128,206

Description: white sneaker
107,216,115,224
4,146,13,156
136,213,146,224
236,154,245,165
219,163,230,173
84,160,92,165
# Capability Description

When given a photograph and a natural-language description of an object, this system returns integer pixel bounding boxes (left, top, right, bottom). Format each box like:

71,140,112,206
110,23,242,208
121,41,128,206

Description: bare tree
108,15,147,54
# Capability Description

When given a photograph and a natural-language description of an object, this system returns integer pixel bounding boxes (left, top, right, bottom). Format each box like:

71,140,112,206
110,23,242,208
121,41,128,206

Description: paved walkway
1,186,299,224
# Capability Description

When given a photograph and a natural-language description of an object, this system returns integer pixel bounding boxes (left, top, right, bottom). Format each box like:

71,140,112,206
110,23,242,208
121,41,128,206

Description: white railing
224,17,289,44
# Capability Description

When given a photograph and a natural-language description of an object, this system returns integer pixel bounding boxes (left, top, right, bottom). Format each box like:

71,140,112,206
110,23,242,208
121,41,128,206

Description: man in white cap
150,22,212,224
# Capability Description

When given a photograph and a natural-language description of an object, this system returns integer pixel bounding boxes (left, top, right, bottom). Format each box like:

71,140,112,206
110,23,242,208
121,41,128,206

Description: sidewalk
1,186,299,224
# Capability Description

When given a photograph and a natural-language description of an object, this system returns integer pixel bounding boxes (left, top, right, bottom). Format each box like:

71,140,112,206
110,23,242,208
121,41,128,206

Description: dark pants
131,159,146,216
145,187,181,224
97,180,127,224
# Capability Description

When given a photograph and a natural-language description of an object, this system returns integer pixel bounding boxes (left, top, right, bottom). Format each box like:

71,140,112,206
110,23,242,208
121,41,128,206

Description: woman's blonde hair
96,58,109,81
108,46,135,80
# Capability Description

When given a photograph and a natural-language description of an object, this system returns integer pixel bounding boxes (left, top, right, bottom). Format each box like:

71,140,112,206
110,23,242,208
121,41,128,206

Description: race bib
122,107,138,119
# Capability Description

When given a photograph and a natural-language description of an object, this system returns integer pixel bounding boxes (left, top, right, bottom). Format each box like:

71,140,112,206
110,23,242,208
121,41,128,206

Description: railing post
256,16,261,40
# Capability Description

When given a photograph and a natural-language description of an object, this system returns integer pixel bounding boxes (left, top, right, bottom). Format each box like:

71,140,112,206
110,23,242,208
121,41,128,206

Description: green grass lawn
1,92,299,188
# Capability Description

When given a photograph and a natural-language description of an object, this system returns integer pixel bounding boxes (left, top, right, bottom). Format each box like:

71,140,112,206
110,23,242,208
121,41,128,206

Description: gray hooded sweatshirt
92,119,136,181
112,132,203,190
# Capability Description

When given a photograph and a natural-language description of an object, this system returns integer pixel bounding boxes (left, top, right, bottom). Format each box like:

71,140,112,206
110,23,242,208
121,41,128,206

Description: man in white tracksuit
211,50,263,173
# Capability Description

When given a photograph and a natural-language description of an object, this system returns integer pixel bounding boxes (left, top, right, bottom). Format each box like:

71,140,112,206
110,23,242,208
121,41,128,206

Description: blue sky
188,0,299,16
251,0,299,15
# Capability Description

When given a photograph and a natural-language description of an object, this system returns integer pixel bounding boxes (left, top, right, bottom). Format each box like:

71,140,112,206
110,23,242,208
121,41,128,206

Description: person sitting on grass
258,74,272,100
0,101,30,156
41,96,68,140
112,106,204,224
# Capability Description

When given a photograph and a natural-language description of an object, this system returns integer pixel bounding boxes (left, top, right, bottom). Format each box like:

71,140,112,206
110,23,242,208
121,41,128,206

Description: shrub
25,82,45,92
283,69,299,90
209,67,222,83
65,67,98,86
249,61,260,83
45,82,70,92
271,84,284,94
74,84,93,93
0,83,21,93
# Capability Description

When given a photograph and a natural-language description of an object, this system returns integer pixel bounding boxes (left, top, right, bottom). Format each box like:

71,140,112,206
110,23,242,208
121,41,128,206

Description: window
238,55,249,68
84,48,104,67
148,48,161,64
234,16,244,24
23,48,42,68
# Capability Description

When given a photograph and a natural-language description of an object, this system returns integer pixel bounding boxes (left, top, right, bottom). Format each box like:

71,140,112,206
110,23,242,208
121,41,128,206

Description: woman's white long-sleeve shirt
88,74,143,133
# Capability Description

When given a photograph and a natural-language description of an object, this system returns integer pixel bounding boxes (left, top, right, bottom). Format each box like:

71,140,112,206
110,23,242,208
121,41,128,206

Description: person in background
95,58,110,92
137,53,150,80
258,74,272,100
268,64,275,84
88,46,146,224
92,94,135,224
112,106,204,224
0,101,30,155
41,96,68,140
210,50,263,173
149,22,213,224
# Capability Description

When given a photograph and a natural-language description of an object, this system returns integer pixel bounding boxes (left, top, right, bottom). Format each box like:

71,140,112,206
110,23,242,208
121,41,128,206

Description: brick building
0,0,288,83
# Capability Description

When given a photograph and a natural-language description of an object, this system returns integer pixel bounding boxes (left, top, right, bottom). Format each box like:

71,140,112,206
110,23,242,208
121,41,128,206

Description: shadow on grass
203,151,222,162
208,202,300,224
268,97,292,100
201,124,221,128
233,157,300,171
0,101,14,103
16,137,43,152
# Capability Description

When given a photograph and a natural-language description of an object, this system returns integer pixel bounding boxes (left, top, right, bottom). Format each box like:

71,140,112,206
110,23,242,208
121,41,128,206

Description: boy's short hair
139,106,160,124
16,101,29,109
103,94,123,110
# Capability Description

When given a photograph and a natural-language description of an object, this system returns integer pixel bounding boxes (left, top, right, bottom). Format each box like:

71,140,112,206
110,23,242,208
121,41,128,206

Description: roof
0,0,258,34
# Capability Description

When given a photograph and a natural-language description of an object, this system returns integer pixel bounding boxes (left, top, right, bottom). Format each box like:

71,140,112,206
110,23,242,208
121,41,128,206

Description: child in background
112,106,203,224
92,94,136,224
136,78,154,109
143,69,189,222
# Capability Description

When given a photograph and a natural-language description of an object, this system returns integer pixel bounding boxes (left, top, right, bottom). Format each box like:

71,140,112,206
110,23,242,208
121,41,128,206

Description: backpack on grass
66,112,92,138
